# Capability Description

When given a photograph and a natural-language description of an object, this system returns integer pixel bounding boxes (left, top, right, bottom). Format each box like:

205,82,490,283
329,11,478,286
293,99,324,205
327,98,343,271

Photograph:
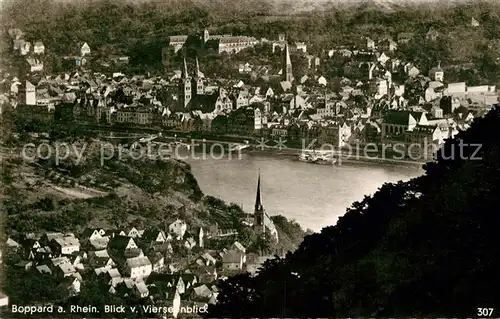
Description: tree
205,105,500,317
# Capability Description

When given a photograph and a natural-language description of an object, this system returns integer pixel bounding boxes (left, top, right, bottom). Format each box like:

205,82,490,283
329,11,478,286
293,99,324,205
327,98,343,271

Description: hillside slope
207,105,500,317
1,140,207,235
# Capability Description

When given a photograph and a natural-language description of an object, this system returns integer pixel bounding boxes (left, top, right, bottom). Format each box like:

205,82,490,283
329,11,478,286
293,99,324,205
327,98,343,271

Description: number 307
478,308,494,316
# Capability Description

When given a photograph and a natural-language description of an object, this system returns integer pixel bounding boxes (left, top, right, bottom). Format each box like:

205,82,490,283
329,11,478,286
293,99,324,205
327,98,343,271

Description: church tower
191,56,204,96
203,29,210,44
179,56,191,108
282,43,293,83
434,60,444,82
254,172,265,234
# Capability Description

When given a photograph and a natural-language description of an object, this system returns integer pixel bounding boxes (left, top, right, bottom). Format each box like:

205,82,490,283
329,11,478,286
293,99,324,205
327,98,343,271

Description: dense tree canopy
206,104,500,317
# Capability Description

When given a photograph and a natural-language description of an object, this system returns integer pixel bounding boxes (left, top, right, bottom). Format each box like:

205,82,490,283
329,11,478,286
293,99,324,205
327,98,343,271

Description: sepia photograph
0,0,499,317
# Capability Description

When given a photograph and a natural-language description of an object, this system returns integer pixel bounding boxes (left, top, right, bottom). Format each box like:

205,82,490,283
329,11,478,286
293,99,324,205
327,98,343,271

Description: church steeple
191,55,204,96
255,172,263,212
282,43,293,83
254,171,265,234
182,56,189,79
179,54,191,108
195,56,201,78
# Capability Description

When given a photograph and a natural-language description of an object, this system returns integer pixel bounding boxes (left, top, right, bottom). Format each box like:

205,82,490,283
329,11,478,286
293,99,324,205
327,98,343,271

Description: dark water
183,152,423,232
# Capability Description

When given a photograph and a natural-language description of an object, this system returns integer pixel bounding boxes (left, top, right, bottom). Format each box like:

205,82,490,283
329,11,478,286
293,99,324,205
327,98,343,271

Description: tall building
179,57,191,108
18,80,36,105
203,29,210,43
254,172,264,230
282,43,293,83
253,172,279,242
434,61,444,82
191,56,204,96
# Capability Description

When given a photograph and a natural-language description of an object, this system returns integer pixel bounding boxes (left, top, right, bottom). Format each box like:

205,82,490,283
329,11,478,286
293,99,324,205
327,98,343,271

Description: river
183,151,423,232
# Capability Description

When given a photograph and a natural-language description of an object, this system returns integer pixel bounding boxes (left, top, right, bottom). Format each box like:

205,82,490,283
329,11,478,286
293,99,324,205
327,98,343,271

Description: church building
254,172,279,243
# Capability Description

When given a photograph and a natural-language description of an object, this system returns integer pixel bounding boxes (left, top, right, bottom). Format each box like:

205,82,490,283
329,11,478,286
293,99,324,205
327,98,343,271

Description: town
1,20,497,163
0,169,279,318
1,2,500,317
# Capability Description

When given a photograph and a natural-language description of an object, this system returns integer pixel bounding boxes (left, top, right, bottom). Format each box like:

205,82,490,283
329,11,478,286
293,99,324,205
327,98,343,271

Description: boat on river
298,150,337,165
227,140,250,152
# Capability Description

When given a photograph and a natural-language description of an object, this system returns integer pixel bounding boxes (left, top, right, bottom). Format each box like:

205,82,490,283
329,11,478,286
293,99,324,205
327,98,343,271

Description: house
148,252,165,272
232,241,246,254
95,265,112,276
208,292,218,305
444,82,466,97
40,232,64,245
169,219,187,240
397,32,414,44
33,41,45,54
50,235,80,255
109,236,138,252
222,249,245,270
317,76,327,86
106,268,123,287
239,63,252,73
89,249,110,260
471,17,480,27
36,264,52,275
370,78,388,97
169,35,188,53
425,81,444,102
403,124,444,157
142,229,168,243
365,37,376,50
407,66,420,77
191,284,213,300
134,281,149,298
295,42,307,53
305,55,320,69
26,58,43,72
119,227,141,238
197,266,218,284
69,255,84,271
378,38,397,52
18,80,36,105
381,111,429,142
56,261,78,278
377,52,390,65
430,105,444,118
211,34,259,54
125,256,152,279
199,252,216,266
184,237,197,250
57,276,81,296
80,42,91,56
82,228,106,239
20,41,31,55
89,237,109,250
166,289,181,318
6,237,21,249
175,276,186,294
182,272,199,290
15,260,32,271
0,291,8,308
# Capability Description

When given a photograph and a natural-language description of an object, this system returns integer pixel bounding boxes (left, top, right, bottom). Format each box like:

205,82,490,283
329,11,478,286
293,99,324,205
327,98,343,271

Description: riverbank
180,138,428,167
78,124,428,167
